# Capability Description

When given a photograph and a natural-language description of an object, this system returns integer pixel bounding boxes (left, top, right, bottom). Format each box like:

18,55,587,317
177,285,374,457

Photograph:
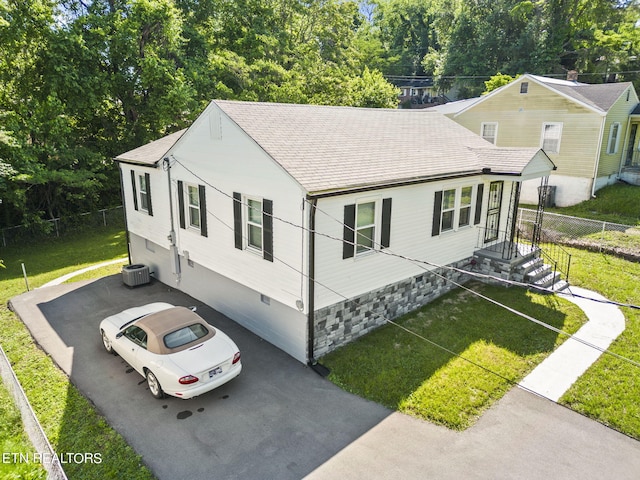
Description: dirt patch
561,238,640,263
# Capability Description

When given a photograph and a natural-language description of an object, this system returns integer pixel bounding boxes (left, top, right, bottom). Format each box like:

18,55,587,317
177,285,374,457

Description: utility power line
170,156,640,372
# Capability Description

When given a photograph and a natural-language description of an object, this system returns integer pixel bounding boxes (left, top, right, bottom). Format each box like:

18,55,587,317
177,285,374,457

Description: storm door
484,181,503,242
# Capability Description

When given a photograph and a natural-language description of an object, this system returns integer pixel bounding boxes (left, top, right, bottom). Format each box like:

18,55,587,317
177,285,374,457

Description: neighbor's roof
116,101,552,195
530,74,633,112
455,74,634,118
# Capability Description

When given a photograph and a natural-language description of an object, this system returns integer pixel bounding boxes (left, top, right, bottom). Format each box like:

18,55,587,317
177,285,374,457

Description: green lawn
524,183,640,226
321,283,586,430
0,226,155,480
323,184,640,437
558,248,640,437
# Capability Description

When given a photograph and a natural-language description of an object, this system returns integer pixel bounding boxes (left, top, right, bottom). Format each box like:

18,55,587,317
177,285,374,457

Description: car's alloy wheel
101,330,114,354
146,370,164,399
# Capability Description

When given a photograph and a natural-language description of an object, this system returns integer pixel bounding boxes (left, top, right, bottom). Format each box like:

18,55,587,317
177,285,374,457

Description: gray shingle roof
115,129,187,165
115,101,549,195
214,101,542,194
532,75,632,112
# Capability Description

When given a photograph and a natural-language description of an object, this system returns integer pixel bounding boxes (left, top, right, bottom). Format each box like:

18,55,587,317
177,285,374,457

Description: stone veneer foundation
313,258,473,359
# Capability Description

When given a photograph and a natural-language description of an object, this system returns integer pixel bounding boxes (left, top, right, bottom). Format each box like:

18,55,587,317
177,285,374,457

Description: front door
626,123,638,167
484,181,503,242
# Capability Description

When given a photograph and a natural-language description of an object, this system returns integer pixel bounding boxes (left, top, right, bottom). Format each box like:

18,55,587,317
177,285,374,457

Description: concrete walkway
39,258,127,288
519,286,626,401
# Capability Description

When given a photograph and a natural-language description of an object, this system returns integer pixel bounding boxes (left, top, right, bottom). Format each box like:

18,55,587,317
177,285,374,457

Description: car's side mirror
116,331,124,339
190,306,197,312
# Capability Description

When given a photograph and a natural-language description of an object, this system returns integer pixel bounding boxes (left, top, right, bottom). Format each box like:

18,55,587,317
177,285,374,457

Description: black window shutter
381,198,392,249
432,191,443,236
474,183,484,225
262,199,273,262
199,184,207,237
130,170,138,211
343,204,356,259
145,173,153,216
177,181,186,229
233,192,243,250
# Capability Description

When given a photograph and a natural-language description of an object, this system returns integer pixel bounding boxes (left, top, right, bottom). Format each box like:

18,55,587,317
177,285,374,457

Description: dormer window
520,82,529,94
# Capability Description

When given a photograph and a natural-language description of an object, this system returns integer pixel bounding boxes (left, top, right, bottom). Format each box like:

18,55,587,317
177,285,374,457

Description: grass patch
321,283,586,430
558,248,640,438
523,183,640,226
0,227,156,479
0,380,46,480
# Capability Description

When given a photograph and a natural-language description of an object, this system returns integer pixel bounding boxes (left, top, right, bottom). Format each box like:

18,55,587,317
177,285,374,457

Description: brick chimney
566,70,579,82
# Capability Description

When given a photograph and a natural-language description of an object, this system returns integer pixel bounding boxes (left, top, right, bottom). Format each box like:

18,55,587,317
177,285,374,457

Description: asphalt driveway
9,274,640,479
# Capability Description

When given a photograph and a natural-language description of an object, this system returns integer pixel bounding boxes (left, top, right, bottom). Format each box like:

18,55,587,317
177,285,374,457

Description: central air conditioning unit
122,264,151,287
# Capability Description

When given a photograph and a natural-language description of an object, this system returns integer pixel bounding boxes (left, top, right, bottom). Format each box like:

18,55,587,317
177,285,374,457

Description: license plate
209,367,222,378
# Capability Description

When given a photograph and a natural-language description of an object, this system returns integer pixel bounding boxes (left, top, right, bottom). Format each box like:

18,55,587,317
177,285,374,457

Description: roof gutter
306,170,493,199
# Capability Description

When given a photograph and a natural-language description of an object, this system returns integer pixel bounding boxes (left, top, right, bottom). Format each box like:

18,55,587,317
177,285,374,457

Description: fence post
601,222,606,252
102,209,107,227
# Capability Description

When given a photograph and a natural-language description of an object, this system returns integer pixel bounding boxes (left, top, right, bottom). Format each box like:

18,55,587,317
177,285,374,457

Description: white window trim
441,186,475,233
481,122,498,145
541,122,563,154
138,174,149,213
607,122,621,154
354,198,381,256
186,183,201,231
245,196,264,254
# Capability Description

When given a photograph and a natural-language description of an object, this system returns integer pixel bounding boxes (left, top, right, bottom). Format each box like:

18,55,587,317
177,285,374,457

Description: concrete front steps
519,255,570,292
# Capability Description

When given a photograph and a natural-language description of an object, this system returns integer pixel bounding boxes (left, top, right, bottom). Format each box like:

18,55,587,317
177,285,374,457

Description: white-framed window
435,186,475,234
138,174,149,212
246,197,263,252
177,181,207,237
481,122,498,144
607,122,621,154
458,186,473,227
232,192,273,261
541,122,563,154
187,184,201,230
440,189,456,232
355,200,377,254
342,197,392,259
131,170,153,216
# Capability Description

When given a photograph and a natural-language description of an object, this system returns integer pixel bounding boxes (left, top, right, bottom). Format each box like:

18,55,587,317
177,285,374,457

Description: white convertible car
100,302,242,399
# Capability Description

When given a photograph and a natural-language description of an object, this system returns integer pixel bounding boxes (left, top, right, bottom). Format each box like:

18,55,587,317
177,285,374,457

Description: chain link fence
1,206,124,247
0,347,68,480
518,208,640,261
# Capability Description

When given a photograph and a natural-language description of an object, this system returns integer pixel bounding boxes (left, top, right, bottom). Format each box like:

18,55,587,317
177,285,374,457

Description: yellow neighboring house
439,74,640,206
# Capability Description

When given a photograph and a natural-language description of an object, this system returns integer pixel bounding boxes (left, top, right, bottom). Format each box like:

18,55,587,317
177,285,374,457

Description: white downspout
591,115,606,198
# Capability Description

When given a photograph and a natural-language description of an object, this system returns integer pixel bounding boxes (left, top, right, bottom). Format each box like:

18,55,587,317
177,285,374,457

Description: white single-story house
115,101,555,363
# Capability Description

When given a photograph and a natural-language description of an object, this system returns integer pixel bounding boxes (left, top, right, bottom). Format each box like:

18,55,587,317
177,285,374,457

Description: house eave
305,169,542,199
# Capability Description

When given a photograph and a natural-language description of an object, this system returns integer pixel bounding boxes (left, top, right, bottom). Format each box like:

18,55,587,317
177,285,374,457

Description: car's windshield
164,323,210,349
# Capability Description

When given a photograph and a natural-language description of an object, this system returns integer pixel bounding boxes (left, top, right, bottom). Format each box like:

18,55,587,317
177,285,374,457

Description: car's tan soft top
137,306,216,354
